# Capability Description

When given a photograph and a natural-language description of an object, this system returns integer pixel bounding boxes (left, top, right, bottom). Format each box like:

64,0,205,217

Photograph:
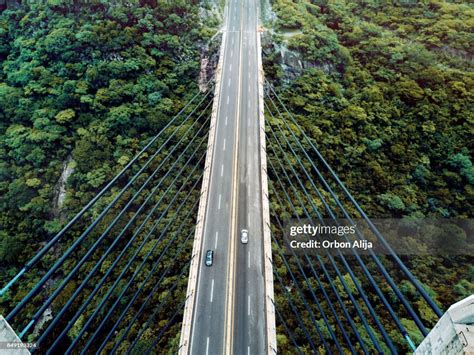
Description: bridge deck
180,0,272,354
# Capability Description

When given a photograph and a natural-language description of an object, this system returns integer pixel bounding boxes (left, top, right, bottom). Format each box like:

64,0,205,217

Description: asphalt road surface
189,0,266,354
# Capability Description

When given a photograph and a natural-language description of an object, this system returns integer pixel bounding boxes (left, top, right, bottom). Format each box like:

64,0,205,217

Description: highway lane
189,0,265,353
233,0,266,354
189,0,242,353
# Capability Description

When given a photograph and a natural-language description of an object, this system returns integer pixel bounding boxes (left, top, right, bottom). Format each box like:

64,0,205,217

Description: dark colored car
205,250,214,266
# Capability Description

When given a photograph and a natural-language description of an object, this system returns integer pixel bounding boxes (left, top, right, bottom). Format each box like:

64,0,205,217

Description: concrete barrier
257,29,278,354
0,316,31,355
415,295,474,354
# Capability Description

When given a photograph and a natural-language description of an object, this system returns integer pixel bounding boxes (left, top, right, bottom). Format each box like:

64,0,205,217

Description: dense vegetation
0,0,472,352
0,0,217,351
0,0,211,267
264,0,473,352
265,0,472,218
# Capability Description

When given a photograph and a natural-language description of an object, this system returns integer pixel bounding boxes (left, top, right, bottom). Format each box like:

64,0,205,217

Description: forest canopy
0,1,220,351
0,0,212,266
264,0,473,352
265,0,473,219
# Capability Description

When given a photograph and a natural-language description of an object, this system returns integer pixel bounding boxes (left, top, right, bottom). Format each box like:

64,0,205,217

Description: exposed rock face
199,55,210,91
279,45,304,80
31,307,53,339
53,155,74,220
198,34,221,92
260,0,276,24
262,29,335,82
260,1,336,82
262,31,306,82
198,0,223,91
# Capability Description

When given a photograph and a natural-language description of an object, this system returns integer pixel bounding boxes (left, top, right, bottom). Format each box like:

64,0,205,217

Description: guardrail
257,29,278,354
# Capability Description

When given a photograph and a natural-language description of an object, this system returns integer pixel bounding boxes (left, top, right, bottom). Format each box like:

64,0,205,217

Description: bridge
179,0,274,354
0,0,468,354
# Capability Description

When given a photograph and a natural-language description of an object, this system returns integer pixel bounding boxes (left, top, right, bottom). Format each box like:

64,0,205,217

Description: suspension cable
267,155,383,353
272,298,304,355
45,157,205,353
7,98,213,324
266,81,442,318
0,83,214,296
266,129,394,353
38,142,206,350
269,230,343,353
272,258,319,353
269,202,366,354
265,90,430,337
269,87,434,336
267,204,353,352
115,257,193,353
143,297,188,355
96,212,198,352
270,234,333,353
68,169,205,354
268,165,370,354
125,258,194,352
23,115,210,339
265,106,414,348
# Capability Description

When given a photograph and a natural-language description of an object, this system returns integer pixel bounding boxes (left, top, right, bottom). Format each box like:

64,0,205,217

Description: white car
241,229,248,244
205,250,214,266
